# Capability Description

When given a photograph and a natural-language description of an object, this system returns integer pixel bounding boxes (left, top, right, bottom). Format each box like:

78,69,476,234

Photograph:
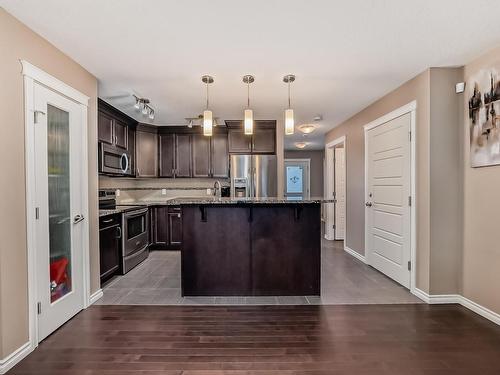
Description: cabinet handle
116,226,122,239
177,213,181,218
102,218,113,223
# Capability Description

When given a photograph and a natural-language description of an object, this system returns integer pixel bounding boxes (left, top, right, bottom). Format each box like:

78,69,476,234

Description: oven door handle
124,208,148,218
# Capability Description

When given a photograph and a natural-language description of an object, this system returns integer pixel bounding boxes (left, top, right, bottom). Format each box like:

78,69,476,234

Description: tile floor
96,240,422,305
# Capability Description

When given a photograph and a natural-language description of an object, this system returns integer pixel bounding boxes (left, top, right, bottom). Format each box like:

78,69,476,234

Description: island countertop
116,196,335,206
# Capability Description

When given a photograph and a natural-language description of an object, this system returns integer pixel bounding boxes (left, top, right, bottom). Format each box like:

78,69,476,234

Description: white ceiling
3,0,500,150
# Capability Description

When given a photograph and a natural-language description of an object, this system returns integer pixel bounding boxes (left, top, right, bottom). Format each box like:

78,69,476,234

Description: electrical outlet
115,189,120,197
206,188,212,195
161,189,167,195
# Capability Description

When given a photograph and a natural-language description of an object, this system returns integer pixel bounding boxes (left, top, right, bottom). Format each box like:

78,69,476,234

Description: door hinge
409,131,412,142
332,224,336,229
408,196,412,207
34,110,46,124
407,261,412,271
35,207,39,220
37,302,42,315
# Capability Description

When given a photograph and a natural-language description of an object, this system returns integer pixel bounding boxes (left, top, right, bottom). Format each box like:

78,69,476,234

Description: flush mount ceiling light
283,74,296,135
201,75,214,136
243,74,255,135
133,95,155,121
294,141,308,149
298,123,317,134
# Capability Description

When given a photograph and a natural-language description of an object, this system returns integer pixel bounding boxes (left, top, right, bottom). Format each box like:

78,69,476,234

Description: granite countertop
115,197,335,206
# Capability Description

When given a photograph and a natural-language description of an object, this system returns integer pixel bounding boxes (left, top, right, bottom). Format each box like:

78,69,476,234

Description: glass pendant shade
141,105,148,115
285,108,294,135
244,109,253,135
203,110,213,136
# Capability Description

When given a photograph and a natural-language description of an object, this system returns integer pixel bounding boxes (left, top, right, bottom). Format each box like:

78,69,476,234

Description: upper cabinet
211,133,229,178
159,133,175,178
226,120,276,154
192,134,211,177
98,99,132,150
175,134,192,177
136,125,158,178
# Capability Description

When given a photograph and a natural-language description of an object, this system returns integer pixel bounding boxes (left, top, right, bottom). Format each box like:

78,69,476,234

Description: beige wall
326,70,432,292
429,68,464,295
0,8,98,358
462,47,500,314
284,150,324,197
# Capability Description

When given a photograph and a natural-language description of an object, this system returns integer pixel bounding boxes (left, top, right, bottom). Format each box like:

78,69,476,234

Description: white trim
363,101,417,293
22,62,91,362
20,60,89,106
324,136,346,242
410,289,500,326
363,101,417,131
344,246,367,264
0,342,33,375
89,289,103,305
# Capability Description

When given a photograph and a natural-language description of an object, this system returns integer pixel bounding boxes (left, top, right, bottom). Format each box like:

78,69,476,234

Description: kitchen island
179,197,326,297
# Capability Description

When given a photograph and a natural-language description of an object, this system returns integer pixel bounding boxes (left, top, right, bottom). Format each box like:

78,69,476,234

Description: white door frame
363,100,417,293
324,136,346,241
21,60,90,351
284,158,311,198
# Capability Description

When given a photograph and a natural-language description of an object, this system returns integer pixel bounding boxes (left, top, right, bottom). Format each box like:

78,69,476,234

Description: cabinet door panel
168,210,182,247
228,129,252,153
136,131,158,177
251,205,321,295
99,225,121,282
98,111,114,145
159,134,175,177
114,119,128,149
154,206,169,246
175,134,192,177
211,133,229,178
192,134,211,177
252,128,276,153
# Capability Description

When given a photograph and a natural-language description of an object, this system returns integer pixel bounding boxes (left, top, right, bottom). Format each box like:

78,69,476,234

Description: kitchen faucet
213,180,222,198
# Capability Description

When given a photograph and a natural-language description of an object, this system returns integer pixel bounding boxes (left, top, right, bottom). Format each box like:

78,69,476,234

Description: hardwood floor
11,304,500,374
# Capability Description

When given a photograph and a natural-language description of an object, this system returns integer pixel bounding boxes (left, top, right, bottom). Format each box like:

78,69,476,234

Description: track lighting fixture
133,95,155,121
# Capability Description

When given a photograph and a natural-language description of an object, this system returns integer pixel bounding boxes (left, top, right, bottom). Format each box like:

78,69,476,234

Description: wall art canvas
468,68,500,167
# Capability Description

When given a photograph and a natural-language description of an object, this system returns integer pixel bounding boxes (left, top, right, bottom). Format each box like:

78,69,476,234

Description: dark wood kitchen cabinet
175,134,192,177
99,214,121,284
227,120,276,154
159,134,175,177
150,205,182,250
98,99,131,150
135,125,158,178
192,134,211,177
211,132,229,178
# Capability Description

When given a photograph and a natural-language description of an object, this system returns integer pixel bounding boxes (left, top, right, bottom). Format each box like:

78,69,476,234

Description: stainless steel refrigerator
230,155,277,198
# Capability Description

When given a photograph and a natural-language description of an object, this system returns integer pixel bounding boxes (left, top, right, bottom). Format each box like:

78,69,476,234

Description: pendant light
242,75,255,135
202,75,214,136
283,74,296,135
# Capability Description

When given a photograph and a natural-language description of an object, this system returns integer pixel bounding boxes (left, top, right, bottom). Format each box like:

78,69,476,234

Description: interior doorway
284,159,310,200
23,61,90,346
363,101,416,290
324,136,346,241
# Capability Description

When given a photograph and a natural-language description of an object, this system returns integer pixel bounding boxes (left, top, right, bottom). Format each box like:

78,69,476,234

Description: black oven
99,142,132,176
122,208,149,273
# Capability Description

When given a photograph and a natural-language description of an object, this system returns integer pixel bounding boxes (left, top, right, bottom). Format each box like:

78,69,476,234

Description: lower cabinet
99,214,122,284
150,206,182,250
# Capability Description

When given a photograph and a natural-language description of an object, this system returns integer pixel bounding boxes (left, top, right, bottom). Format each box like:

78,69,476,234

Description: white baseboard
89,289,103,305
0,342,33,374
411,288,500,326
344,246,367,263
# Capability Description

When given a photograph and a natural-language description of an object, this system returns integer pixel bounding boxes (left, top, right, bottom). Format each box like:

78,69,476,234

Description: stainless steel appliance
98,142,132,176
230,155,277,198
121,207,149,274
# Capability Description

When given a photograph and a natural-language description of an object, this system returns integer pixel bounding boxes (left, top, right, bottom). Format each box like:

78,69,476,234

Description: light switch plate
115,189,120,197
456,82,465,93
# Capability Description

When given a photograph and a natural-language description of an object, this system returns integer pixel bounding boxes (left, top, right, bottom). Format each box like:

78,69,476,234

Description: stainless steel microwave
98,142,132,176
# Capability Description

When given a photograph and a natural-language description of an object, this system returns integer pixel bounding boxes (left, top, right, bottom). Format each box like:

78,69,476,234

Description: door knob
73,214,85,224
365,202,373,207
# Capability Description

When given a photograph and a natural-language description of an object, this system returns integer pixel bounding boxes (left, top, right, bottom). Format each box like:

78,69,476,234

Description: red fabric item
50,257,68,285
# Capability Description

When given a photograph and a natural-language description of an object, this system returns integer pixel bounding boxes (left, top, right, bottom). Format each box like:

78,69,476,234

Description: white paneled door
34,82,85,341
365,113,411,288
334,147,345,240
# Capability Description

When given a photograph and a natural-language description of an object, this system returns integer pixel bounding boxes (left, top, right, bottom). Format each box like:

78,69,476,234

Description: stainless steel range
99,190,149,274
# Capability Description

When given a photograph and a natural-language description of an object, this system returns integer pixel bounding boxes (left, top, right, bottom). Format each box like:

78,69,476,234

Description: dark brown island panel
181,203,321,296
